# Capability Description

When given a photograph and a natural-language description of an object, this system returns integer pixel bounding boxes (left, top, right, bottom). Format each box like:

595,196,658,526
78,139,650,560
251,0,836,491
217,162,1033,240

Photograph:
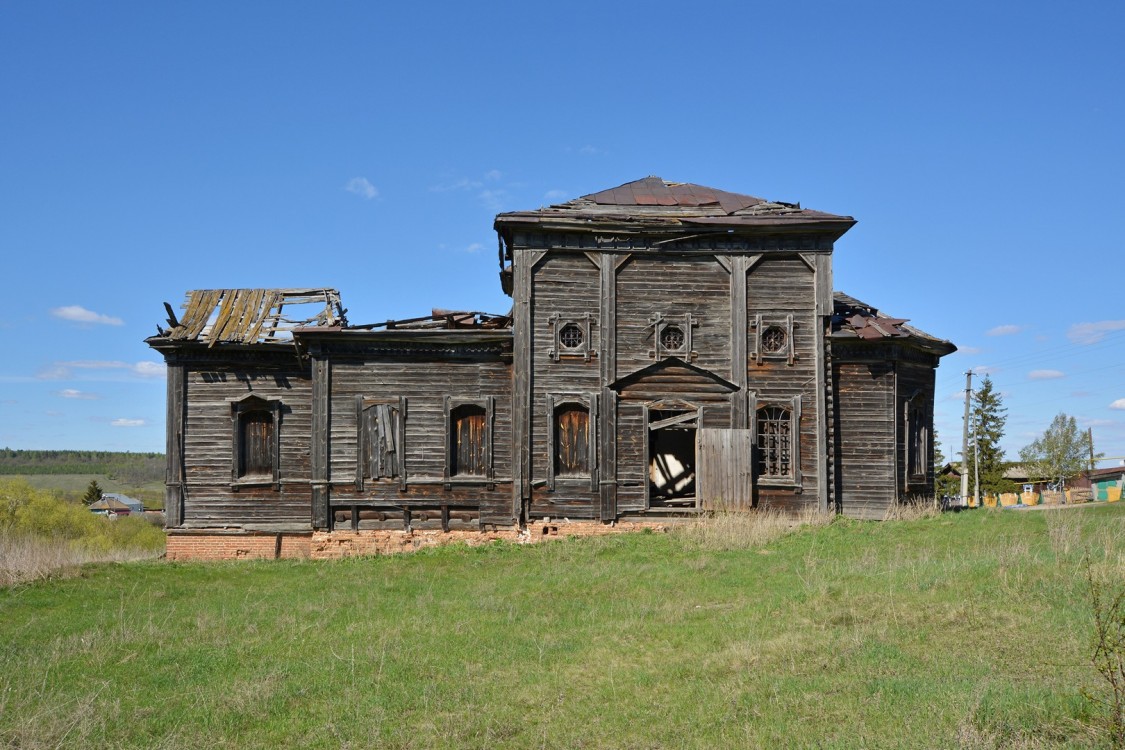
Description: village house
146,177,955,560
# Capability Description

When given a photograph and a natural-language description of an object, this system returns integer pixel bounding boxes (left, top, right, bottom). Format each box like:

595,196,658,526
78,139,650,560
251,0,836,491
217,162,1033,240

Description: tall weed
675,507,832,551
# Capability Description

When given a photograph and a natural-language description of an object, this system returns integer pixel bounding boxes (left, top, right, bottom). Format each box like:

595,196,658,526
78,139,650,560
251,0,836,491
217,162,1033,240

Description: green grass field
2,505,1123,749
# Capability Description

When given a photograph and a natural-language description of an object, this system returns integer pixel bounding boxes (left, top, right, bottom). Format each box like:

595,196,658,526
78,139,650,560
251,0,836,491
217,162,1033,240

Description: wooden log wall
325,353,514,525
895,359,940,499
746,256,821,511
832,360,896,519
180,359,313,527
528,253,601,519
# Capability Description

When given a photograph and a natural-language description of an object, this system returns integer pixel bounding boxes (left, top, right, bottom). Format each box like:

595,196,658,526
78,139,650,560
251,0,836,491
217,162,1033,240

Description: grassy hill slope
1,505,1122,749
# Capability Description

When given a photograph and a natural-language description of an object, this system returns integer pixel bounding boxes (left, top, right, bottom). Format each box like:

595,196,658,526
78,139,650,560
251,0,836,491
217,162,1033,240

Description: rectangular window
906,399,927,482
356,396,406,489
230,395,281,489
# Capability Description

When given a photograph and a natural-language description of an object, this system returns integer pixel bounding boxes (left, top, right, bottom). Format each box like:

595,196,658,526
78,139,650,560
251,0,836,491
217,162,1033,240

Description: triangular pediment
609,357,739,394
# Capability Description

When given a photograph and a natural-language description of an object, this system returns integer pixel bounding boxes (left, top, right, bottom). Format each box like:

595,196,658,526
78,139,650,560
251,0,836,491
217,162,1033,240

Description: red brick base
166,532,312,561
165,521,666,561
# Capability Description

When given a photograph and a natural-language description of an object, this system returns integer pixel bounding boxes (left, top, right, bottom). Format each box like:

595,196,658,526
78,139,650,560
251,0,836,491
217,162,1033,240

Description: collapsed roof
832,292,955,355
156,288,346,346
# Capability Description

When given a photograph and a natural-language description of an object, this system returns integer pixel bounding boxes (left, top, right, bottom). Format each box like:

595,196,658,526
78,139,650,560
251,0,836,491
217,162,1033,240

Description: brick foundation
166,531,312,561
165,521,667,561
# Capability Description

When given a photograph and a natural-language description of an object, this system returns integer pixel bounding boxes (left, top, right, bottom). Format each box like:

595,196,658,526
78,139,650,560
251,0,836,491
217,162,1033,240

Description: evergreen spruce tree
967,376,1013,494
82,479,103,507
933,428,960,499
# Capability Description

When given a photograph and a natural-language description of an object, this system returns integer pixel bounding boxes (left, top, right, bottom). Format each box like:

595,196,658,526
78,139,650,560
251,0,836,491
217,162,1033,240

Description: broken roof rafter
160,288,346,346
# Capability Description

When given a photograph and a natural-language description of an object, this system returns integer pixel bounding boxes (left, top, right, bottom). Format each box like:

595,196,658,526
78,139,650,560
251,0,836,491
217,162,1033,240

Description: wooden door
697,428,754,510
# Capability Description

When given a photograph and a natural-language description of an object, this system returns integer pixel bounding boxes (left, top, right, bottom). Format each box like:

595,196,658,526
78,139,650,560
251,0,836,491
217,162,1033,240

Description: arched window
756,406,792,478
554,403,590,478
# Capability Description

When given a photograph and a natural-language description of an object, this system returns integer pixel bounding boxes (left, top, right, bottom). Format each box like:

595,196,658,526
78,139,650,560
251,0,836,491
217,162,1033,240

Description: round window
762,326,787,354
559,323,584,349
660,324,685,351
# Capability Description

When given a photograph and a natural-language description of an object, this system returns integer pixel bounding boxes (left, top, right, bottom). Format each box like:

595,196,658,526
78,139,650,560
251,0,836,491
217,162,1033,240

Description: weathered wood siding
180,358,313,526
615,370,733,512
746,256,820,511
615,255,731,380
325,352,514,524
528,253,601,518
833,360,896,519
895,359,939,498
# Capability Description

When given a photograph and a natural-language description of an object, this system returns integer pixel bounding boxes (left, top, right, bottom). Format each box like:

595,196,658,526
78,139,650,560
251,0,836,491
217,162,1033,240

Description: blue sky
1,1,1123,465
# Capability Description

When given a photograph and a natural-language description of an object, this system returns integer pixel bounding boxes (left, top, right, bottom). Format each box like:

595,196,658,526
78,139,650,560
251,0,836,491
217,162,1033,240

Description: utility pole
973,433,981,506
961,370,972,506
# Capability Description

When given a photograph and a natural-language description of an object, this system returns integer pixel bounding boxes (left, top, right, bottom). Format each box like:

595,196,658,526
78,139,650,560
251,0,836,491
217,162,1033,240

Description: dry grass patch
0,534,161,586
674,507,832,551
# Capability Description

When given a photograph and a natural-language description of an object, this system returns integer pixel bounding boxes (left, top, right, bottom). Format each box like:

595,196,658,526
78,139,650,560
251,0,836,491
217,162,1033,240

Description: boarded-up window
359,401,401,481
450,404,487,477
231,396,280,487
756,406,791,477
907,402,927,481
239,411,274,478
554,404,590,477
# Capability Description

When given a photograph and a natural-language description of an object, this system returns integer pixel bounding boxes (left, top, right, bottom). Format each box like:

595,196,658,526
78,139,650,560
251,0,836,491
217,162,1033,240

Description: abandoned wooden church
147,177,955,559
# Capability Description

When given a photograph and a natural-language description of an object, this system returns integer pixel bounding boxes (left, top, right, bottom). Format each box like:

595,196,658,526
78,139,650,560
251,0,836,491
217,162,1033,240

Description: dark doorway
648,409,697,507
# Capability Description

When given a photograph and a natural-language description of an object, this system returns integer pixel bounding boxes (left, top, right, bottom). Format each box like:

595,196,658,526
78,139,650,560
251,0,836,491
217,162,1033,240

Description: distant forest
0,449,165,485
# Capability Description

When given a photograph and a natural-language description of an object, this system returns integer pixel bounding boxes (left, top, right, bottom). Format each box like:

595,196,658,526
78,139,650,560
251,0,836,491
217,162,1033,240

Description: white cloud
1067,320,1125,345
37,360,165,381
131,361,165,378
478,189,507,210
544,189,569,202
111,418,146,428
345,177,378,199
1028,369,1065,380
971,365,996,375
484,169,502,181
953,345,982,355
1110,399,1125,411
57,389,98,400
1080,417,1115,427
464,242,484,254
50,305,123,326
986,324,1021,337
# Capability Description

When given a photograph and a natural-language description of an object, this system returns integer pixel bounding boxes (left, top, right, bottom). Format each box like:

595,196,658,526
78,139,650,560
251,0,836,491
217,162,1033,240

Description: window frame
546,393,598,492
648,312,698,361
750,313,797,366
905,393,928,484
443,396,495,488
748,391,802,488
355,395,407,491
229,395,282,490
547,313,595,362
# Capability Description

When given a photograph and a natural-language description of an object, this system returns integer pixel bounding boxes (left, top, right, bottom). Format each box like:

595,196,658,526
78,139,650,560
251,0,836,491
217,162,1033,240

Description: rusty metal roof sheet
348,308,513,331
158,288,345,346
495,176,856,236
832,291,955,355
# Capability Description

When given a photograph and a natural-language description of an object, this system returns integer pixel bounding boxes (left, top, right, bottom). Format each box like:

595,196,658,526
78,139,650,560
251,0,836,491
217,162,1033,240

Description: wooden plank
729,255,748,428
698,428,754,510
311,356,330,529
164,363,185,527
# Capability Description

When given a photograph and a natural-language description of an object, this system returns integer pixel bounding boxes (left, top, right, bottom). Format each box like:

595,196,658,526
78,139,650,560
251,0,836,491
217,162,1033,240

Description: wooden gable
609,357,738,400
